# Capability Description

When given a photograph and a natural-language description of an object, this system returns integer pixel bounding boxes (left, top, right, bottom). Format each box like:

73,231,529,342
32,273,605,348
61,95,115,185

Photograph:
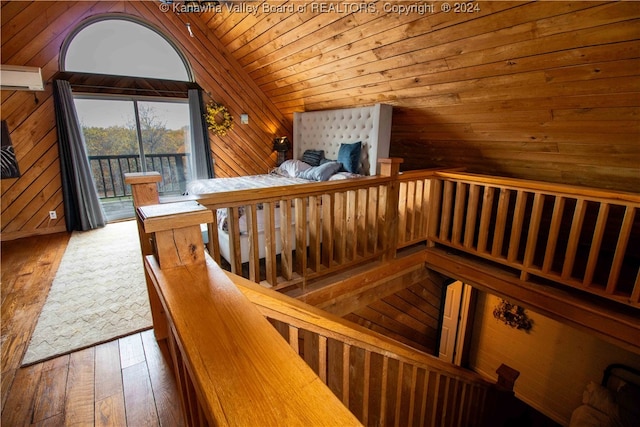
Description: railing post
138,201,213,270
137,200,212,363
481,364,521,427
124,172,167,340
137,201,213,426
379,158,404,261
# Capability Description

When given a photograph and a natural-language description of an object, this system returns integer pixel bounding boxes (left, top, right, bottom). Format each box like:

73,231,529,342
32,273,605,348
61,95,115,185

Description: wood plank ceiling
199,0,639,191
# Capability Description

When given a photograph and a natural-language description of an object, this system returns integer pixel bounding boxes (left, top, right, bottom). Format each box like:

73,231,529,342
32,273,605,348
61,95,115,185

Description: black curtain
188,88,215,179
53,80,106,231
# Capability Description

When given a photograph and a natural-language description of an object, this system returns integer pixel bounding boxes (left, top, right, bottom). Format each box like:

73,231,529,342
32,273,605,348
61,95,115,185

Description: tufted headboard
292,103,393,176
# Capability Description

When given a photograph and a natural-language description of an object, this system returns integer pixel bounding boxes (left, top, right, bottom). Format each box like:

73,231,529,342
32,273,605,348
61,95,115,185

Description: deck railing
137,201,492,426
89,153,188,198
427,172,640,308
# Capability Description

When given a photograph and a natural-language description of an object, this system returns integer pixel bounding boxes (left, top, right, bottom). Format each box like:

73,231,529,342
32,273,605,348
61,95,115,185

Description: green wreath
205,102,233,136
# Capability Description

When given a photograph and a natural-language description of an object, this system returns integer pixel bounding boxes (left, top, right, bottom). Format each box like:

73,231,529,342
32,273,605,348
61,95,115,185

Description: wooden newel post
378,157,403,179
139,202,213,270
124,172,162,256
124,172,167,340
379,158,404,261
137,201,213,339
124,172,162,206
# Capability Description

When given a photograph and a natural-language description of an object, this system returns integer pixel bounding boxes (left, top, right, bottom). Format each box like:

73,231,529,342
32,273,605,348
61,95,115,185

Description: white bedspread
186,174,312,195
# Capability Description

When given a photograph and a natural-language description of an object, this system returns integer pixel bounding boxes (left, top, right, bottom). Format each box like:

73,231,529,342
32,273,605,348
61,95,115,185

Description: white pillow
277,159,311,177
583,382,618,416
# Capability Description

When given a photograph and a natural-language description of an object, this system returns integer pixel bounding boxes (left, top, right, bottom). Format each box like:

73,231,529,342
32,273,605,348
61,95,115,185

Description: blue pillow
296,161,342,181
337,142,361,173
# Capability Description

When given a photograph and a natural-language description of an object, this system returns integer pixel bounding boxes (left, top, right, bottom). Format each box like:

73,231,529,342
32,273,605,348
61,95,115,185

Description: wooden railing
126,166,640,310
196,159,446,289
137,201,492,426
427,172,640,308
238,274,491,427
125,167,640,425
396,169,438,248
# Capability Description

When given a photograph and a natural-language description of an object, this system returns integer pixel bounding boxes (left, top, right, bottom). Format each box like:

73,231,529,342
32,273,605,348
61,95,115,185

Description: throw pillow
301,149,325,166
277,159,311,177
297,161,342,181
337,142,361,173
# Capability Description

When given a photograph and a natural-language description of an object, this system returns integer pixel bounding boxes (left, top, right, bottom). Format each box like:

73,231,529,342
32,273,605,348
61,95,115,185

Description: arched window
61,16,191,81
57,16,211,224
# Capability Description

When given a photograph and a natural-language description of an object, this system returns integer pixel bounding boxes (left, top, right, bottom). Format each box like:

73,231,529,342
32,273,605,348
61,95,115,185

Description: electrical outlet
49,210,57,220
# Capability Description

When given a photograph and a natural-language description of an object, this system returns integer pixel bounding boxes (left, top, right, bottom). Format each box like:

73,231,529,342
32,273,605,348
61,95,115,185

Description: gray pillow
297,161,342,181
301,149,324,166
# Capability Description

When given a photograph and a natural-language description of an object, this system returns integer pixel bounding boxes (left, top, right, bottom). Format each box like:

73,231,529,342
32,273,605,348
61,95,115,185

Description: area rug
22,220,152,366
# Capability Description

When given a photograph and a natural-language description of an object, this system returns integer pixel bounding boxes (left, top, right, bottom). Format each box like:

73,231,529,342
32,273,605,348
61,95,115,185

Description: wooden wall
341,268,443,354
0,0,288,240
469,291,640,424
2,1,639,241
295,258,444,355
205,1,639,192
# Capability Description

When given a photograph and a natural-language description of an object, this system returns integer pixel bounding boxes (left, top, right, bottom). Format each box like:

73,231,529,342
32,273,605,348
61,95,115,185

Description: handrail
125,166,640,425
138,200,491,426
232,267,491,427
434,171,640,204
126,165,640,309
190,167,453,208
125,162,449,289
234,268,490,384
138,201,361,426
428,171,640,307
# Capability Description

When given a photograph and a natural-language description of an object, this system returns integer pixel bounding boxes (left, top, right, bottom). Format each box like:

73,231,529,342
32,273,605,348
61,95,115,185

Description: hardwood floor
1,232,185,426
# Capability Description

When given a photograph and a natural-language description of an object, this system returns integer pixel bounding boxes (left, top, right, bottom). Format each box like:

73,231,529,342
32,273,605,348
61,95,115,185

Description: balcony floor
101,197,135,222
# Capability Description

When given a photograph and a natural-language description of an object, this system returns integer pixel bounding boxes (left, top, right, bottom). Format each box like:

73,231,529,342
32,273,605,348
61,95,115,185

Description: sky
67,18,191,130
65,19,189,81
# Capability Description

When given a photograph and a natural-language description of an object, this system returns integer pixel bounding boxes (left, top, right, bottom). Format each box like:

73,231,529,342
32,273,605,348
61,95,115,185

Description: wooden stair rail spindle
138,201,362,427
124,172,167,340
379,158,404,261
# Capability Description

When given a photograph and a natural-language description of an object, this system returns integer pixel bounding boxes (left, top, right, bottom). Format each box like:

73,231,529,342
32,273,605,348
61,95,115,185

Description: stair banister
137,200,361,426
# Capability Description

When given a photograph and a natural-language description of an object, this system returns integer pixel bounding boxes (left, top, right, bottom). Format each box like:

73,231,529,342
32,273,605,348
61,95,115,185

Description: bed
569,364,640,427
186,103,393,265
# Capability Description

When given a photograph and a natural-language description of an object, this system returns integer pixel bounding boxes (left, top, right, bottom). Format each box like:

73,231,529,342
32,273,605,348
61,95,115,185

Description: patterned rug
22,220,152,366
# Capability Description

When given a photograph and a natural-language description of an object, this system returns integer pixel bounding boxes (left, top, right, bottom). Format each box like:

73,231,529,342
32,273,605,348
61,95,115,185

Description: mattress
186,173,312,195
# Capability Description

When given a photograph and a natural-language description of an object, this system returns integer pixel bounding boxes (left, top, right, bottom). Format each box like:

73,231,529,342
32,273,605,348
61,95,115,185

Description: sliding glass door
74,96,191,221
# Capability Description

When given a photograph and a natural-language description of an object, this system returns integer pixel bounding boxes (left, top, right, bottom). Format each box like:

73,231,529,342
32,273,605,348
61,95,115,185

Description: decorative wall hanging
205,102,233,136
1,120,20,179
493,298,533,331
